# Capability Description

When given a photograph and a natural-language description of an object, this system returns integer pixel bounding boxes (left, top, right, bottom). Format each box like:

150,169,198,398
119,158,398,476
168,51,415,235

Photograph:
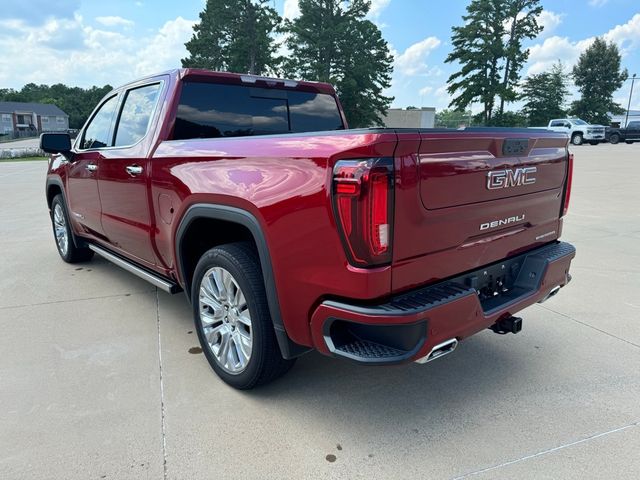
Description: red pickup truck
43,69,575,389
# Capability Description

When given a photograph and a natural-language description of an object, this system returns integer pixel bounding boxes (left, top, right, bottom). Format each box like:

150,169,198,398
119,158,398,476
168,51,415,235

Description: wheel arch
175,204,310,359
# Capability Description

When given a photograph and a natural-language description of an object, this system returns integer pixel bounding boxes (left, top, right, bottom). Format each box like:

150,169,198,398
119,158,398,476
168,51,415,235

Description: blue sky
0,0,638,113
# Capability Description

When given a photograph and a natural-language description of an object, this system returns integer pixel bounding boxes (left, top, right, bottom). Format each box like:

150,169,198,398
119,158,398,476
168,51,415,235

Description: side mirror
40,133,72,154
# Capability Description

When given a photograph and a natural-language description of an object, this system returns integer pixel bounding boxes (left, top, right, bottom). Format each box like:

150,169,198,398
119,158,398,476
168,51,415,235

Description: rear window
172,81,344,140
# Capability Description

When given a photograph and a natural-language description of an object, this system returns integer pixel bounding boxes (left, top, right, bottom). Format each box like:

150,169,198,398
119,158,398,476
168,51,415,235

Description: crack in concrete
155,288,168,480
451,421,640,479
0,290,155,311
538,303,640,350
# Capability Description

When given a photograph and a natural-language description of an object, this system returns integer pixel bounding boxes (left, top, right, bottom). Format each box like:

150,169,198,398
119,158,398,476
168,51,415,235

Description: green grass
0,156,48,162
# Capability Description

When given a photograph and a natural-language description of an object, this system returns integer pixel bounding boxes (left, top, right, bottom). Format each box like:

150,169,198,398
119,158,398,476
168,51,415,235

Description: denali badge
480,214,525,231
487,167,537,190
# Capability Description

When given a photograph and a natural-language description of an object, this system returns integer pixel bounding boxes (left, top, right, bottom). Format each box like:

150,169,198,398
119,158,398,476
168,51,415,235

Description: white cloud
368,0,391,19
394,36,441,76
527,13,640,76
95,16,134,28
0,15,196,89
418,86,433,96
538,10,564,37
526,35,595,75
283,0,300,20
603,13,640,55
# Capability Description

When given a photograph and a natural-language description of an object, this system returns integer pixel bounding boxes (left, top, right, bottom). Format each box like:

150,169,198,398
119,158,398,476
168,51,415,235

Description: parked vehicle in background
42,69,576,389
606,121,640,144
532,118,606,145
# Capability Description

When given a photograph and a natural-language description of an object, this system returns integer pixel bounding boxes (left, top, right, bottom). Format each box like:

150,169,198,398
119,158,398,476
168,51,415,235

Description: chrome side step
415,338,459,364
88,244,181,294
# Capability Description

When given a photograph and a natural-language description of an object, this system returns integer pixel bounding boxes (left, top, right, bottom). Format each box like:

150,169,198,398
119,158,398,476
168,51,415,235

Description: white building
381,107,435,128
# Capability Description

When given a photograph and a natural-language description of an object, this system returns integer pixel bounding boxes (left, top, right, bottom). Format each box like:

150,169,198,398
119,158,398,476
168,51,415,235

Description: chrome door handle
86,163,97,172
126,165,143,176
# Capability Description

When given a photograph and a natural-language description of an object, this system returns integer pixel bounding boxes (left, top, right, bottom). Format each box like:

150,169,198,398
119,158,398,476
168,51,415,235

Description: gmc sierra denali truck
42,69,575,389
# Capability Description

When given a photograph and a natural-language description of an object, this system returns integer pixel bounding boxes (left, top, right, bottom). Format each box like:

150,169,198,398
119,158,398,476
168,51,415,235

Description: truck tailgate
391,129,569,292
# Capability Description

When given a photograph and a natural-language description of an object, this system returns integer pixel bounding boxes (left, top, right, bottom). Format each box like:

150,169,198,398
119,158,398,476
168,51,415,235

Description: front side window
81,95,118,149
114,83,161,147
173,81,344,140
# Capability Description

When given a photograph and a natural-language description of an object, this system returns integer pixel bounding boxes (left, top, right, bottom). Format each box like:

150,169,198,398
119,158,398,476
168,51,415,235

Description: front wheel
50,194,94,263
571,133,583,145
192,243,295,389
609,133,620,144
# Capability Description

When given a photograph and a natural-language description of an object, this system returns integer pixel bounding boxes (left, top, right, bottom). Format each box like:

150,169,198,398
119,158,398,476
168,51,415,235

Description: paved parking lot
1,144,639,479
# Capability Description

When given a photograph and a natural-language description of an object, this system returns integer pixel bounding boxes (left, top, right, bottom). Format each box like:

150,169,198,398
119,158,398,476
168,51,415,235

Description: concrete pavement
0,144,639,479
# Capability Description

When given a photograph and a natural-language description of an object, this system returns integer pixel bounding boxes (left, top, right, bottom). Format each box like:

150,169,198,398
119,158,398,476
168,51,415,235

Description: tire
571,133,583,145
609,133,620,144
50,194,94,263
191,242,295,389
625,141,633,144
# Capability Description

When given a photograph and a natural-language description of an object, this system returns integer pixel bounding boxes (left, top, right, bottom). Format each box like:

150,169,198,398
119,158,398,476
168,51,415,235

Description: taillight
561,152,574,217
332,158,394,267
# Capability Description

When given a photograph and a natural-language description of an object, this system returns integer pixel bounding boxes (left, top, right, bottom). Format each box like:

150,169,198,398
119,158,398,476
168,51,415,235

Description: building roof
0,101,68,117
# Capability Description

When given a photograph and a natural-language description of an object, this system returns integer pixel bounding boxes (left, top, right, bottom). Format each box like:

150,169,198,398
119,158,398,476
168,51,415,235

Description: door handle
86,163,97,172
126,165,143,176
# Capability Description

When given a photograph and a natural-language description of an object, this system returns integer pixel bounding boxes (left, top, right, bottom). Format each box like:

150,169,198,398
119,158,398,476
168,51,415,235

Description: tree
521,61,569,125
284,0,394,127
182,0,281,75
498,0,543,116
445,0,506,124
445,0,543,123
570,37,628,125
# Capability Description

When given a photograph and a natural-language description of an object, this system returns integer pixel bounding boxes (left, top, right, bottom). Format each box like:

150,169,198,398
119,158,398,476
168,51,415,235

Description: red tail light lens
332,158,394,267
562,152,573,217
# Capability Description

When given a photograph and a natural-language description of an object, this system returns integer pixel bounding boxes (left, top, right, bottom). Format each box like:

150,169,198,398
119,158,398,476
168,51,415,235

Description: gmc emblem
487,167,537,190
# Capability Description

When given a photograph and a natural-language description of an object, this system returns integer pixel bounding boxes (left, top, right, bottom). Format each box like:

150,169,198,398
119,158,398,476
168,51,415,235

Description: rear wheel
609,133,620,144
625,141,633,144
50,194,94,263
192,242,294,389
571,133,583,145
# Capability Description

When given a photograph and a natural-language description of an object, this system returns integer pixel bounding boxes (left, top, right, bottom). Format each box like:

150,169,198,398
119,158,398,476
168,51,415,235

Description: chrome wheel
53,203,68,256
198,267,252,375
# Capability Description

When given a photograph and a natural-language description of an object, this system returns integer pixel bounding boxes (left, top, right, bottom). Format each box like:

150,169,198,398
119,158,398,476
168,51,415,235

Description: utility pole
625,73,636,128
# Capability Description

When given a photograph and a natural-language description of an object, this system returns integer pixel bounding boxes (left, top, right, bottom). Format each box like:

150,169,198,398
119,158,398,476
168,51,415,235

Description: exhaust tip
538,285,562,304
415,338,458,364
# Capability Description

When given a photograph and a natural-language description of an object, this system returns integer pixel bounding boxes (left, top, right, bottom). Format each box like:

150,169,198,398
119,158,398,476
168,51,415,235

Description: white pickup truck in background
532,118,606,145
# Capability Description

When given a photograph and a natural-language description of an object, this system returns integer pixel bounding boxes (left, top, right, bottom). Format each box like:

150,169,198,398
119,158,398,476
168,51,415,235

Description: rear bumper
310,241,575,364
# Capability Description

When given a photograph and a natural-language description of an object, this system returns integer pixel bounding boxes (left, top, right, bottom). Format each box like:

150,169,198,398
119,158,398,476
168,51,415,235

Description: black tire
50,194,94,263
571,133,583,145
625,141,633,144
609,133,620,144
191,242,294,389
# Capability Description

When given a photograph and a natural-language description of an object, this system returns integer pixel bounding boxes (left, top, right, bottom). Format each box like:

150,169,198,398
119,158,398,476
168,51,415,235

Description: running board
88,244,181,294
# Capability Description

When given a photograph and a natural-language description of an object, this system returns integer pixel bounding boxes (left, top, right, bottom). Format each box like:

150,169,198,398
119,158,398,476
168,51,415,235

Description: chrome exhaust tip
415,338,458,364
538,285,562,303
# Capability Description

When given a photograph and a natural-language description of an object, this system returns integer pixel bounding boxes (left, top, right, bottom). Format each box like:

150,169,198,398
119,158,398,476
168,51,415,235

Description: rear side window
114,83,161,147
81,95,119,149
628,121,640,128
173,82,344,140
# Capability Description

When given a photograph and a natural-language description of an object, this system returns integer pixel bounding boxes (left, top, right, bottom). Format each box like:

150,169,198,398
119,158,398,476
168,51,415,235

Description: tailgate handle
502,138,529,156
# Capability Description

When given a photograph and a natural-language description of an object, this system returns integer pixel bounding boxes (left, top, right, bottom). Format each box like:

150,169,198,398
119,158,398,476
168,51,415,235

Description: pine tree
521,62,569,126
446,0,543,124
445,0,506,124
284,0,394,127
498,0,543,116
182,0,281,75
570,38,628,125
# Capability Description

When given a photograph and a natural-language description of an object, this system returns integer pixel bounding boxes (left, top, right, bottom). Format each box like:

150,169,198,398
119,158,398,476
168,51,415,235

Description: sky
0,0,638,113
